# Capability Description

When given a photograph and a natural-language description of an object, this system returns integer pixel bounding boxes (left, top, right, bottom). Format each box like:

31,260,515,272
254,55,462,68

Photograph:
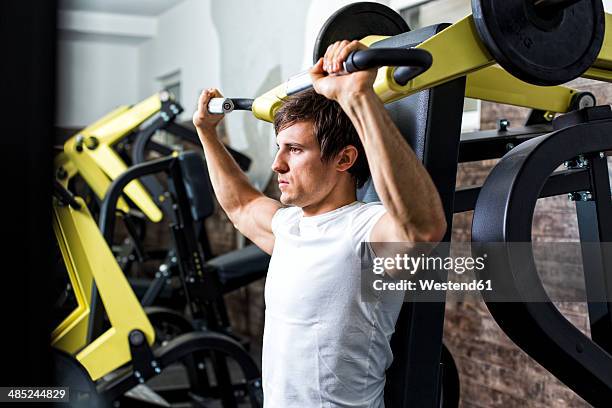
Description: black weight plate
313,2,410,64
472,0,604,86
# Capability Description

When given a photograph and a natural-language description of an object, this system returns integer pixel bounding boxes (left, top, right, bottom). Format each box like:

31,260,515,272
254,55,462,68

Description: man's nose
271,151,288,173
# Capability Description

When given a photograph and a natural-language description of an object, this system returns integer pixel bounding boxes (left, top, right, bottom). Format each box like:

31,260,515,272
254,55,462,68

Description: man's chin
279,194,292,205
280,193,299,206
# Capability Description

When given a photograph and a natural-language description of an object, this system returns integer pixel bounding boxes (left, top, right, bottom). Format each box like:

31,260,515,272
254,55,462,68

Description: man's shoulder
349,201,387,246
271,205,301,232
349,201,385,220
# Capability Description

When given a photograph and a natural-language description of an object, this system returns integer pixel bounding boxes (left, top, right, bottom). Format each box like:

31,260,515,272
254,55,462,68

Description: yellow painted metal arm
251,16,494,123
51,202,94,354
89,94,161,145
51,197,155,381
466,66,576,113
251,14,588,123
62,94,165,222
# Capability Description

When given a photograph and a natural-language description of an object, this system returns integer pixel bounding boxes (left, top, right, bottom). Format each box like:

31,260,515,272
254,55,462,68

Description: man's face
271,121,337,207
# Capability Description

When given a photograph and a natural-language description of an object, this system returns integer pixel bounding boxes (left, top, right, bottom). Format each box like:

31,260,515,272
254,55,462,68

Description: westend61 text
373,279,493,292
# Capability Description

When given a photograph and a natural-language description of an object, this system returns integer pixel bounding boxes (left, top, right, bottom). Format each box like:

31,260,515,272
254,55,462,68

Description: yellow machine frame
51,197,155,381
57,94,165,222
251,13,612,123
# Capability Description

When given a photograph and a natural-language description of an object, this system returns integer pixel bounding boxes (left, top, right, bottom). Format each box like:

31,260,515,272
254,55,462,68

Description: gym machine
51,183,263,407
54,92,270,339
206,1,612,406
52,94,269,405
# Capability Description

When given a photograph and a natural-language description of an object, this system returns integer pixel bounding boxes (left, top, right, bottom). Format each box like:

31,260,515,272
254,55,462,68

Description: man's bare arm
341,92,446,243
194,89,281,254
311,41,447,244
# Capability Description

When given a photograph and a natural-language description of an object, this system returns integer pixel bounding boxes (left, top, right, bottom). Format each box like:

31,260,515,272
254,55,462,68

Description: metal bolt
129,330,145,346
197,362,205,370
159,264,168,272
154,367,161,374
151,360,158,368
600,152,605,159
254,380,261,388
75,134,84,152
85,136,99,150
134,370,141,378
568,191,593,201
505,143,515,152
565,155,588,169
56,167,68,180
498,118,509,131
159,91,170,101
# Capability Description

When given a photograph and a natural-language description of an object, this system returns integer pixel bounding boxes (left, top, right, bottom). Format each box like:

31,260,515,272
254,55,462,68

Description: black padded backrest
357,23,452,204
357,24,466,407
178,152,215,221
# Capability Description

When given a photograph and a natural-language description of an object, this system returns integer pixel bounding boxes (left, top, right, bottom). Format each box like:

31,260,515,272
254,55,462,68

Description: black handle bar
344,48,432,85
207,47,432,114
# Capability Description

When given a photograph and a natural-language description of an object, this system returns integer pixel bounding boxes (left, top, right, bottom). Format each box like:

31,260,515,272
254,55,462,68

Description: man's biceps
245,198,280,227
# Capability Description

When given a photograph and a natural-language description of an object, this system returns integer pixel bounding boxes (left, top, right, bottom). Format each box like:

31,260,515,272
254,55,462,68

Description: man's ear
336,145,358,172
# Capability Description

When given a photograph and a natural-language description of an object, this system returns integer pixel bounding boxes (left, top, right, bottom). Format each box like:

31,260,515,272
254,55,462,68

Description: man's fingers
311,58,325,76
330,41,345,72
322,40,366,73
210,88,223,98
199,89,213,110
337,41,358,69
325,41,342,72
332,40,350,72
324,43,336,72
198,88,224,113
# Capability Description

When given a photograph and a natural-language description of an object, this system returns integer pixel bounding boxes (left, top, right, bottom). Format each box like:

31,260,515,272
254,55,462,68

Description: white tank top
262,201,404,407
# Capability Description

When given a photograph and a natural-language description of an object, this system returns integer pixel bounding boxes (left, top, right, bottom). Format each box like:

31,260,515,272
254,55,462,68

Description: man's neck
301,187,357,217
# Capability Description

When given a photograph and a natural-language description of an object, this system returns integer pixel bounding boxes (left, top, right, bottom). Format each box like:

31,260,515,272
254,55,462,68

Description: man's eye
290,147,301,153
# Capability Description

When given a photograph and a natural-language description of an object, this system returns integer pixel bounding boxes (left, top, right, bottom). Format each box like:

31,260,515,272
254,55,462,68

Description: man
193,40,446,407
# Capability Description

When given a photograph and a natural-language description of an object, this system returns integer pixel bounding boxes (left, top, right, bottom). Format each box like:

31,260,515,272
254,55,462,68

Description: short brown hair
273,89,370,188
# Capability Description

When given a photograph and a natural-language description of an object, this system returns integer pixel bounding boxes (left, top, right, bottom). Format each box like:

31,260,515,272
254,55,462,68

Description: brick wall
445,77,611,408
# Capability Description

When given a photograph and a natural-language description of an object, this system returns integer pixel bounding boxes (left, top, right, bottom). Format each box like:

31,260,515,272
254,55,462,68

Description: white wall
206,0,310,189
419,0,470,27
56,39,139,127
138,0,307,189
138,0,220,121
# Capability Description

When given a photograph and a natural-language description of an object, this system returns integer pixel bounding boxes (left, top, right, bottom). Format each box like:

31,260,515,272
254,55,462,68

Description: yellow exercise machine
51,181,263,406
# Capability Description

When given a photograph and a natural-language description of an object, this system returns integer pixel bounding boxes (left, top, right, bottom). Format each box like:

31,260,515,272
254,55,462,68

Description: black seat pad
208,244,270,292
